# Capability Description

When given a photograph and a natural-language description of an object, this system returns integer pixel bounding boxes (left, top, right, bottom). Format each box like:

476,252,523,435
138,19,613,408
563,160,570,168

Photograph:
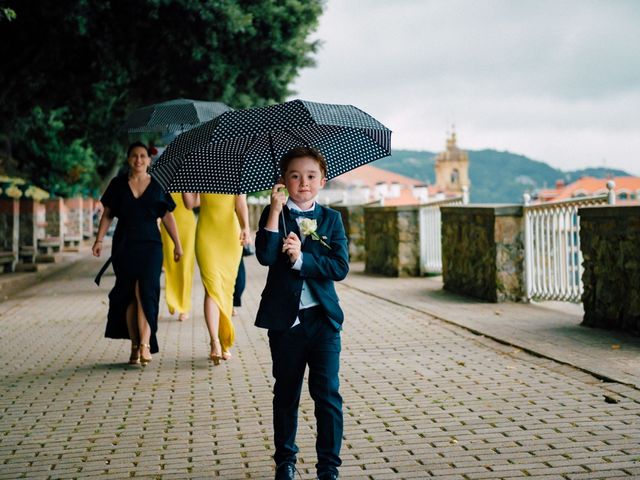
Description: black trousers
233,258,245,307
268,306,342,475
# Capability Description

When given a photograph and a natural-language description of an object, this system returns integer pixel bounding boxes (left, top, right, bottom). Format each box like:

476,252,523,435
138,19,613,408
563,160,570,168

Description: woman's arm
161,211,183,262
92,206,114,257
182,192,200,210
235,194,251,246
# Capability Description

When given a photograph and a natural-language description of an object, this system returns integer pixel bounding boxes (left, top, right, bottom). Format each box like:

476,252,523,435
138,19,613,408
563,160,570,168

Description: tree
0,6,16,21
13,107,98,197
0,0,323,194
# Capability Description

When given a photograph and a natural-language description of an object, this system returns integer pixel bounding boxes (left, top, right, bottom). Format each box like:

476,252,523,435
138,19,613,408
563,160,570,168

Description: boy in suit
255,147,349,480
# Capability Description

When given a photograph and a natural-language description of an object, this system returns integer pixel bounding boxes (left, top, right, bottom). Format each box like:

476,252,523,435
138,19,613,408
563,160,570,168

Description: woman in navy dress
93,142,183,365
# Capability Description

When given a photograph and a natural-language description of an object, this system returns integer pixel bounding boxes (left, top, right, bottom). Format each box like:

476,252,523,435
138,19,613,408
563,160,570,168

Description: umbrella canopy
121,98,233,134
150,99,392,194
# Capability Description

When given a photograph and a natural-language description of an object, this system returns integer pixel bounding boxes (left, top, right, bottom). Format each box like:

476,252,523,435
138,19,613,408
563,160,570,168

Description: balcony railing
419,189,468,274
523,183,615,302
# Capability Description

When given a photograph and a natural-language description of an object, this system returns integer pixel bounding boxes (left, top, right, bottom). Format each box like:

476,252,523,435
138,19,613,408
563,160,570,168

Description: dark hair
279,147,328,178
127,141,151,158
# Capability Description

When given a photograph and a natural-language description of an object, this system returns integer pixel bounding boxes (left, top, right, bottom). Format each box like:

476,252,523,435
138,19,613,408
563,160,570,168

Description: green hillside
371,149,630,203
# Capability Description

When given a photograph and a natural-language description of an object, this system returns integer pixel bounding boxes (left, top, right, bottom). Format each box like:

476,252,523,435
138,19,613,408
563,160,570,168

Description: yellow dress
195,194,241,351
161,192,196,315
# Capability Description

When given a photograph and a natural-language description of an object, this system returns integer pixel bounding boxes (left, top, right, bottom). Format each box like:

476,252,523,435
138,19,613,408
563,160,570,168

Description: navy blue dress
100,175,175,354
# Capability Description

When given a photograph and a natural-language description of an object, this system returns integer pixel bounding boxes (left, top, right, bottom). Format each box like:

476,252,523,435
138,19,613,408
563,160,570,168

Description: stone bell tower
434,129,470,194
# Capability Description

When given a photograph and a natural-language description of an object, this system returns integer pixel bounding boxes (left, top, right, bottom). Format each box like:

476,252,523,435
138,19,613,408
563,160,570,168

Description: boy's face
282,155,327,205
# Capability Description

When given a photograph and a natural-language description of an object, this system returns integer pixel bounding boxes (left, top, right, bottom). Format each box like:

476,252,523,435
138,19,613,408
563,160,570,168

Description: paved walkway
0,252,639,479
343,264,640,389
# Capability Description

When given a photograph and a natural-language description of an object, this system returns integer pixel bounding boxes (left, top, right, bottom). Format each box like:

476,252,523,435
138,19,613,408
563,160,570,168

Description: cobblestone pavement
1,254,639,479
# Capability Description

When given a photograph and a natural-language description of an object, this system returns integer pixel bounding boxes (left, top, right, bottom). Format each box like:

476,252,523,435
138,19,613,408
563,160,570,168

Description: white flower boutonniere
299,218,331,249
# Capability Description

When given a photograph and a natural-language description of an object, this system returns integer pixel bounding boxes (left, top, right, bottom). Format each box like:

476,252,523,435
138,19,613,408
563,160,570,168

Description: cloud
290,0,640,175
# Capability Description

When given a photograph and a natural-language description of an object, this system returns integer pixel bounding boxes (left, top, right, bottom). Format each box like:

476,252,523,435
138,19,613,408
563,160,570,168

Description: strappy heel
210,338,222,365
129,344,140,365
222,349,232,361
139,343,152,366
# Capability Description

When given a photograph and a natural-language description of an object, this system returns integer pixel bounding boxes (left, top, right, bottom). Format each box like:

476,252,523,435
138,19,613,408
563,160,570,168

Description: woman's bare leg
135,282,152,364
134,282,151,344
204,293,222,364
126,301,140,364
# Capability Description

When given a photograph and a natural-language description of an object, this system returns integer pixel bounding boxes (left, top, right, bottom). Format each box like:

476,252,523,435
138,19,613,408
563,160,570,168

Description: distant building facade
320,164,435,206
321,132,471,206
434,131,470,194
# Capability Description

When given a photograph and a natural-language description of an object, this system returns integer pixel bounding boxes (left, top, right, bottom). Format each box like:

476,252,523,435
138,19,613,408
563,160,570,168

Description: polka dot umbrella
150,99,392,194
121,98,232,134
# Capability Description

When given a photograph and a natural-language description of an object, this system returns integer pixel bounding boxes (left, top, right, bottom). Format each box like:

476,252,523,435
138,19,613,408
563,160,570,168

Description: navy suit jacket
254,203,349,332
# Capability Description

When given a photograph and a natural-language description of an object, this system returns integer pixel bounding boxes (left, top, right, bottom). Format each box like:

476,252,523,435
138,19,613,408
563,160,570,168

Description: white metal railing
419,188,468,274
524,181,615,302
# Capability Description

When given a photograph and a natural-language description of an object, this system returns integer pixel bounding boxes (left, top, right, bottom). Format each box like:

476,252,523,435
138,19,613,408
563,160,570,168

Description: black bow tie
289,208,316,219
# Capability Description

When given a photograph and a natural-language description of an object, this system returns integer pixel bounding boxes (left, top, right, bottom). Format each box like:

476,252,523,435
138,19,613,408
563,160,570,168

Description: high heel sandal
210,338,222,365
139,343,152,366
222,349,233,361
178,312,189,321
129,344,141,365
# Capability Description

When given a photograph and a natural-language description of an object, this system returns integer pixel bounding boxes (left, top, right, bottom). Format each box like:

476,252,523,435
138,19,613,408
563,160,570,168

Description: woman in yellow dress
182,192,250,364
160,193,196,321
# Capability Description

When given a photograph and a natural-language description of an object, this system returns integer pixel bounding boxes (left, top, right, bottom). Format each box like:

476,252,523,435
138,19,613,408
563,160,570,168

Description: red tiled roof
552,176,640,200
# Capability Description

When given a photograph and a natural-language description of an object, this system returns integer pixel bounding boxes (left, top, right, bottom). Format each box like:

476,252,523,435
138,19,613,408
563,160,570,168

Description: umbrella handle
281,208,287,237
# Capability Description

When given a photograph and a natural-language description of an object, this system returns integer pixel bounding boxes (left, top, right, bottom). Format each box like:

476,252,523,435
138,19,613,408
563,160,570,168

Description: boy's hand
265,183,286,231
270,183,286,214
282,232,301,263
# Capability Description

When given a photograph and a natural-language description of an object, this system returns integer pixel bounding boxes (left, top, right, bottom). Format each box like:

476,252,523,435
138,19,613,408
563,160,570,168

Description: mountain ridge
371,149,631,203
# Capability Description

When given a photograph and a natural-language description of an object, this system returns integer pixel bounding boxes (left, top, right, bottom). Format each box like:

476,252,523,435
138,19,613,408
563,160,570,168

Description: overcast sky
289,0,640,175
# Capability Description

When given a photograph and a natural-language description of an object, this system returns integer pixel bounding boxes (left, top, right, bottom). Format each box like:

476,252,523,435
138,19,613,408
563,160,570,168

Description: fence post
606,180,616,205
441,205,525,302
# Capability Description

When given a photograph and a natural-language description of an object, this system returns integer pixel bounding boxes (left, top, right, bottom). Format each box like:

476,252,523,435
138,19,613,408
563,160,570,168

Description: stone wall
364,205,420,277
579,206,640,334
63,197,83,243
441,205,525,302
333,205,365,262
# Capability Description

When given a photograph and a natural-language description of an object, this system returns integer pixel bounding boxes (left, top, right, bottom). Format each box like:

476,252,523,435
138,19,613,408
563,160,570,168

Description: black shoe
275,462,296,480
317,473,338,480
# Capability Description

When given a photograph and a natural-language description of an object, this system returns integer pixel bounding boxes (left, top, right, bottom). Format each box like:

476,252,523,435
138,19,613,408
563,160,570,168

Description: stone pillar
82,197,94,240
579,206,640,334
0,197,19,272
333,205,365,262
364,205,420,277
40,197,64,253
63,196,83,247
441,205,525,302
